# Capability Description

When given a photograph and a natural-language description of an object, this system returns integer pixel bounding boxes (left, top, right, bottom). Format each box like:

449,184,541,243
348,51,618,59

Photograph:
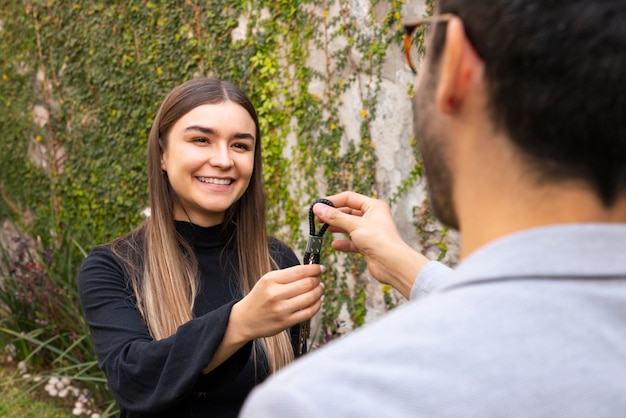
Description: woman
77,78,324,417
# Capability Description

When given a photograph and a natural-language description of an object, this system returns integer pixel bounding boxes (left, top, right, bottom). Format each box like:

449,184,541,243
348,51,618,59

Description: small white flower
17,361,27,374
141,207,151,217
72,407,83,416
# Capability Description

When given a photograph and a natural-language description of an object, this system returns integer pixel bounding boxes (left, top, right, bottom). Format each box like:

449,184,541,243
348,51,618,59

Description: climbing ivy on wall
0,0,443,352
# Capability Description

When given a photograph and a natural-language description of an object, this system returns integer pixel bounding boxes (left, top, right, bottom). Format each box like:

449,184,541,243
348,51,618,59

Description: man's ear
435,17,484,114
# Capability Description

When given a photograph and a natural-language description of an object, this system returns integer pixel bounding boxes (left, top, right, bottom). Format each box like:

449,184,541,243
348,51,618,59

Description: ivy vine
0,0,442,349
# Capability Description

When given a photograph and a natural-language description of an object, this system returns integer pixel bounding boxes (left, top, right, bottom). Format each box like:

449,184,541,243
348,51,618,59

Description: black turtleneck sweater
77,221,302,417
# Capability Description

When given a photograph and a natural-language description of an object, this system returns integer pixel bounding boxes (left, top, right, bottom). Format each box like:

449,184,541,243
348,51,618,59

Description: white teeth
198,177,232,185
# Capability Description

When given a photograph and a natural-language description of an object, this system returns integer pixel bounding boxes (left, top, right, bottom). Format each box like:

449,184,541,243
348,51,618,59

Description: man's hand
313,191,430,299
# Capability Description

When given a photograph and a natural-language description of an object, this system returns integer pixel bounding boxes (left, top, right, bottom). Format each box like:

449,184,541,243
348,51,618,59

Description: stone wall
297,0,459,330
0,0,459,338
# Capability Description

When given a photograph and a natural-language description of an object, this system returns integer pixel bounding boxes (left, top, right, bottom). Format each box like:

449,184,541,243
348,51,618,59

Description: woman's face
161,101,256,227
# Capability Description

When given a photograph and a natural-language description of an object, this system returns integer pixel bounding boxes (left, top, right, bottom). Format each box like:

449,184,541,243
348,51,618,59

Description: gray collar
440,223,626,291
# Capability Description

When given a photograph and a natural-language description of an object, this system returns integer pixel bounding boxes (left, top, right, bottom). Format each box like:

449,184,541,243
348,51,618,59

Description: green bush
0,229,113,414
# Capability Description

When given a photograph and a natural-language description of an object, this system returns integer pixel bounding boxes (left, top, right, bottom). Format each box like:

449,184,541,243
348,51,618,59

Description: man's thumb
313,202,331,221
313,202,352,232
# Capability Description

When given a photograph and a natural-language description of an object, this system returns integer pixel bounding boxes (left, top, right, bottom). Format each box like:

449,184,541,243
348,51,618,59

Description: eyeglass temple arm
403,29,418,74
402,15,454,75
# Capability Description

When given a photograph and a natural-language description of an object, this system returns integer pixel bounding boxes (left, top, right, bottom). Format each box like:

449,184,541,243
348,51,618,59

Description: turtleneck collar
174,221,227,249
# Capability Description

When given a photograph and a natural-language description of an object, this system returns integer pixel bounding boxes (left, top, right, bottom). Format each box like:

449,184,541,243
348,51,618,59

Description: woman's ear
160,149,167,172
435,16,484,114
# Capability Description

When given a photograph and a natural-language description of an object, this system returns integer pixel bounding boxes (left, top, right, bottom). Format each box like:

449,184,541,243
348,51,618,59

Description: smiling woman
77,78,325,418
161,102,256,227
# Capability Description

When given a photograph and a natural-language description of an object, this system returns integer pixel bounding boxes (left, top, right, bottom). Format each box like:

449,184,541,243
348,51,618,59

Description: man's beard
413,72,460,230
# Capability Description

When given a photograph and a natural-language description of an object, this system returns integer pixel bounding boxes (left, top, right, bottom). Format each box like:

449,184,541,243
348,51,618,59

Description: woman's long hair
112,78,294,373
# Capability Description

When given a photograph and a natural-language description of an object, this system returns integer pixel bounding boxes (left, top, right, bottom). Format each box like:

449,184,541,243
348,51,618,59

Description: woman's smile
196,176,234,186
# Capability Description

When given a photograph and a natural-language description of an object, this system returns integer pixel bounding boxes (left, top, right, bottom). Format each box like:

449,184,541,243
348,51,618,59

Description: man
241,1,626,416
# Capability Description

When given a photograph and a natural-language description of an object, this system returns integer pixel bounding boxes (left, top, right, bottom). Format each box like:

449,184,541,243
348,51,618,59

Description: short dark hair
432,1,626,206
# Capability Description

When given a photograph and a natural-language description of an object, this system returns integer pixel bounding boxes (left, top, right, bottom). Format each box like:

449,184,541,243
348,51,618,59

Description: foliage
0,365,73,418
0,230,114,415
0,0,442,412
0,234,86,363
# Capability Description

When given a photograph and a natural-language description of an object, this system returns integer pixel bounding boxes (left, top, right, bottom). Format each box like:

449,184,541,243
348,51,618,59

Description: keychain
297,198,335,355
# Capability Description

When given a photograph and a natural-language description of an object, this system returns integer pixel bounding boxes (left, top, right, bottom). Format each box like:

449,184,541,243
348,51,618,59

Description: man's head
412,1,626,229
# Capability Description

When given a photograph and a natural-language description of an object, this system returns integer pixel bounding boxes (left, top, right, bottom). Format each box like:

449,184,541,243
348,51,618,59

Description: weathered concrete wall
300,1,460,329
1,1,459,336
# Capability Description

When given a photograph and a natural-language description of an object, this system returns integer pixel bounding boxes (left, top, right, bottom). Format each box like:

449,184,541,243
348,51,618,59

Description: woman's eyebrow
185,125,216,135
185,125,255,141
233,132,255,141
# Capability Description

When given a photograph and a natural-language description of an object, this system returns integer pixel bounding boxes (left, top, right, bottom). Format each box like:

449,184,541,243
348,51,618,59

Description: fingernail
314,203,328,218
320,282,325,289
319,265,326,273
320,295,325,303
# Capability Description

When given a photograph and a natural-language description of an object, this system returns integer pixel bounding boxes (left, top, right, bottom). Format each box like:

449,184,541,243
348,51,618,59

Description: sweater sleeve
77,245,252,413
409,260,453,301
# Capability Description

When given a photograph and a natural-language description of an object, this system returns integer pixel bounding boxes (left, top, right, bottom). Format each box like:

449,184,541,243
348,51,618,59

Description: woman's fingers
237,264,325,339
266,264,325,285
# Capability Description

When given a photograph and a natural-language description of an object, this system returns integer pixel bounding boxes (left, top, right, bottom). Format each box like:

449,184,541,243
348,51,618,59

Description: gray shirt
241,224,626,417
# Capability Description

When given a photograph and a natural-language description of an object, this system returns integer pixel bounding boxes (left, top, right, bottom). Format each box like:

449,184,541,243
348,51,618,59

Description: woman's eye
233,143,251,151
192,137,209,144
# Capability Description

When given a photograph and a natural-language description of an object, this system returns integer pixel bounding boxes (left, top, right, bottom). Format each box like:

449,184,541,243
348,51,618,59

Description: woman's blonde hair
112,78,294,373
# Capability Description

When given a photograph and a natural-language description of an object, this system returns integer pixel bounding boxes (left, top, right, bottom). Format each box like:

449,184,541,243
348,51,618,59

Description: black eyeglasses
403,13,455,75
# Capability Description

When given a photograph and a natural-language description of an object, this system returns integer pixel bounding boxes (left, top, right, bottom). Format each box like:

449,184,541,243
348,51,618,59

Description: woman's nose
209,143,233,169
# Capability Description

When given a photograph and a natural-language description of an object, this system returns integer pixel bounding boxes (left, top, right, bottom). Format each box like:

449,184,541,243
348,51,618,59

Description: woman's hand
230,264,325,341
203,264,324,374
